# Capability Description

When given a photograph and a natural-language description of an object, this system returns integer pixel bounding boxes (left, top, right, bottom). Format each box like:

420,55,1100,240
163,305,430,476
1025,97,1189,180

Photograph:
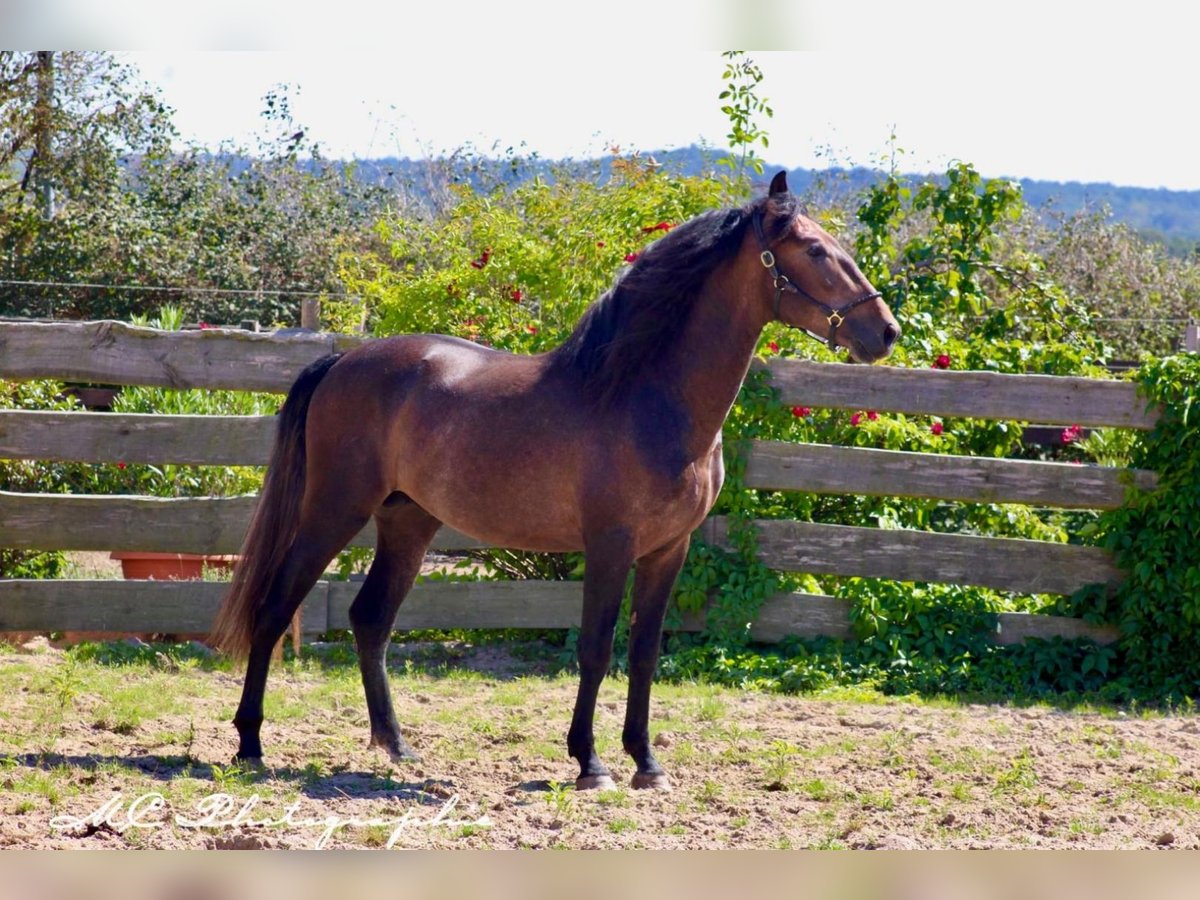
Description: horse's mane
551,190,801,407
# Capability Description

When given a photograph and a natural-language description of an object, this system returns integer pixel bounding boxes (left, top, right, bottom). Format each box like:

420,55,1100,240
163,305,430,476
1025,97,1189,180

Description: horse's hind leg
233,505,372,765
622,535,689,791
349,498,441,763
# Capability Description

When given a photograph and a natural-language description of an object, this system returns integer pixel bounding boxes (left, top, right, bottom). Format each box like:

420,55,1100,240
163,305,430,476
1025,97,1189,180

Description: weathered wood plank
746,592,855,642
327,580,584,630
0,492,487,554
736,593,1119,645
745,440,1157,510
0,580,1118,645
0,411,276,465
0,412,1157,513
764,358,1160,429
0,320,346,393
993,612,1119,646
0,321,1158,429
704,517,1122,596
0,579,328,634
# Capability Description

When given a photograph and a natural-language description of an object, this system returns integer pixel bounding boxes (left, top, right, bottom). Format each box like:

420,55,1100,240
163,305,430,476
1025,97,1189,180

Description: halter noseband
753,212,882,352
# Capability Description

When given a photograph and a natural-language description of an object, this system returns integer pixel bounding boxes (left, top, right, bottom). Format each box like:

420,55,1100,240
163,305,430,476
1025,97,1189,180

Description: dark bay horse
211,171,899,791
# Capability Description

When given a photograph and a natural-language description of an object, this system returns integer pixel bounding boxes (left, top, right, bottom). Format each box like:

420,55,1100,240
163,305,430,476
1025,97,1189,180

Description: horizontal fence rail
0,580,1119,646
0,414,1157,511
1,491,1123,597
763,358,1160,429
0,492,487,554
745,440,1157,510
702,518,1124,597
0,320,361,393
0,321,1160,427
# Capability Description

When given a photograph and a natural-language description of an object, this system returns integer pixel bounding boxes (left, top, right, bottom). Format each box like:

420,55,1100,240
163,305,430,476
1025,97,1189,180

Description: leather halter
753,212,882,352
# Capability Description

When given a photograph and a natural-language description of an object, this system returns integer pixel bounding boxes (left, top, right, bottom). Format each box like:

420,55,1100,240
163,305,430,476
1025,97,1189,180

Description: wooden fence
0,320,1161,646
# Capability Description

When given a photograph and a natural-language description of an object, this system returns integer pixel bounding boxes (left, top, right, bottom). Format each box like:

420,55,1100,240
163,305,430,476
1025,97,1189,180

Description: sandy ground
1,637,1199,849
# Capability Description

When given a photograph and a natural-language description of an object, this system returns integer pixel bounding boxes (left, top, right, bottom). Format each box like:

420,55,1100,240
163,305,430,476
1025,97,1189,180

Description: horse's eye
807,244,828,259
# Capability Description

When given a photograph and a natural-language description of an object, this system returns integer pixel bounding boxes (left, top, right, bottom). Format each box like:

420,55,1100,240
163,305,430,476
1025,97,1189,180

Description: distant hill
340,145,1200,254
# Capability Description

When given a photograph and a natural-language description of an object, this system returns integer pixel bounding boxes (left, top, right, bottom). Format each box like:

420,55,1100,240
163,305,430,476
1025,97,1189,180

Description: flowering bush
340,154,725,352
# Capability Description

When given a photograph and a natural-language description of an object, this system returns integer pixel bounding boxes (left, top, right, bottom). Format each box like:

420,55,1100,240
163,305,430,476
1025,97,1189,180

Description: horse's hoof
631,772,672,791
575,774,617,792
386,747,421,764
369,735,421,763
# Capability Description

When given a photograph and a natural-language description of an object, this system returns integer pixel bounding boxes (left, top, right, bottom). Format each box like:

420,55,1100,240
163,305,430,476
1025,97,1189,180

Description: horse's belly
402,460,587,553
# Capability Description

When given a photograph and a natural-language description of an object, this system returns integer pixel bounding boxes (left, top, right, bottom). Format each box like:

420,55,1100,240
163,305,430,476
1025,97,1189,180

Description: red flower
526,325,538,334
641,222,674,233
511,289,524,302
116,461,127,470
596,241,606,248
932,354,951,369
850,413,862,426
470,247,492,269
791,406,812,418
624,252,640,264
931,421,944,435
767,341,779,353
198,322,211,330
866,410,878,421
1061,424,1083,444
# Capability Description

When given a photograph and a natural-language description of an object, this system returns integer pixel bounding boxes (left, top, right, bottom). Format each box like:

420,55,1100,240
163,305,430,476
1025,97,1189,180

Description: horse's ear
769,170,789,196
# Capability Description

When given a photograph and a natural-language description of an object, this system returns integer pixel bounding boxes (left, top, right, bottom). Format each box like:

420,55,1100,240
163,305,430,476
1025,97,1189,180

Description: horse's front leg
567,529,634,791
623,534,689,790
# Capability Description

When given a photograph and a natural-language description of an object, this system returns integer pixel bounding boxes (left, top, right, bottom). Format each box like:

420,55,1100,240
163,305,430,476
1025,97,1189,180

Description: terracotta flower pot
109,552,237,580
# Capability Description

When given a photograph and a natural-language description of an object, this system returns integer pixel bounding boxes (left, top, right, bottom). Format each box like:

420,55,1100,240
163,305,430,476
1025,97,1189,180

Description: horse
210,170,900,792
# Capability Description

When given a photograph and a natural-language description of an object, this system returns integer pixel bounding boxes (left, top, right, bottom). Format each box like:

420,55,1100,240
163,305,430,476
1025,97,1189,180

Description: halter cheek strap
754,212,882,352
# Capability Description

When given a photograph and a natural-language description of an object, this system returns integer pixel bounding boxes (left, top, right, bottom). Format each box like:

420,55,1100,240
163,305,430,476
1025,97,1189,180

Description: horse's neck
665,275,767,458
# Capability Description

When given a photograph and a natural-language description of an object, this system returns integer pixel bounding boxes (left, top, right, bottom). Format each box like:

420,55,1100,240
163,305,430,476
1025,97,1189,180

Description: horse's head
753,171,900,363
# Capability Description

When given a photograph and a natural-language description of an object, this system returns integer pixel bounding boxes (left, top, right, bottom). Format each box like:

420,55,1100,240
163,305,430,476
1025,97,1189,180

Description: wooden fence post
1186,320,1199,354
300,298,320,331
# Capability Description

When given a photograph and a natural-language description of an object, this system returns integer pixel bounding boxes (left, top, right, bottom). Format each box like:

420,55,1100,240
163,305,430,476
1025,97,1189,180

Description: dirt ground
1,636,1199,850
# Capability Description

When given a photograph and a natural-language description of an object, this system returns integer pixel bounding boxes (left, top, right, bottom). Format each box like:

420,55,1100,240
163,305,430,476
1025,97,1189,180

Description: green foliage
1068,355,1200,698
0,378,81,578
345,156,725,347
717,51,773,178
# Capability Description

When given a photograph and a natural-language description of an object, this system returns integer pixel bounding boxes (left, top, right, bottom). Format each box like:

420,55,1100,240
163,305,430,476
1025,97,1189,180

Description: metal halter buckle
827,311,845,328
760,250,776,269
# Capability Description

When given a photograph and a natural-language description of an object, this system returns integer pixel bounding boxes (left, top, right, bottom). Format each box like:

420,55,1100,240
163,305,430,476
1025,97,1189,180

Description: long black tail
209,354,343,658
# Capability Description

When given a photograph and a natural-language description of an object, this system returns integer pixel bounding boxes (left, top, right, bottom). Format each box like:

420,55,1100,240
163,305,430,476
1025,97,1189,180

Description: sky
12,2,1200,191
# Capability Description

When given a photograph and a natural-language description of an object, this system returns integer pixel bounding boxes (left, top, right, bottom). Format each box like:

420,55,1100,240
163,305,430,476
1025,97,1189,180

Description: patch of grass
993,749,1038,795
595,788,628,807
695,692,726,722
762,739,799,787
694,779,721,807
361,825,392,847
799,778,834,801
858,789,895,811
949,782,973,802
208,761,260,793
10,765,74,807
877,731,914,769
544,780,575,822
607,817,637,834
669,740,697,765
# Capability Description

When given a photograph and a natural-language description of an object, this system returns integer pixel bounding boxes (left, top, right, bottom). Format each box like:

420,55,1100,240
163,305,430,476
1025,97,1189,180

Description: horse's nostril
883,323,900,348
